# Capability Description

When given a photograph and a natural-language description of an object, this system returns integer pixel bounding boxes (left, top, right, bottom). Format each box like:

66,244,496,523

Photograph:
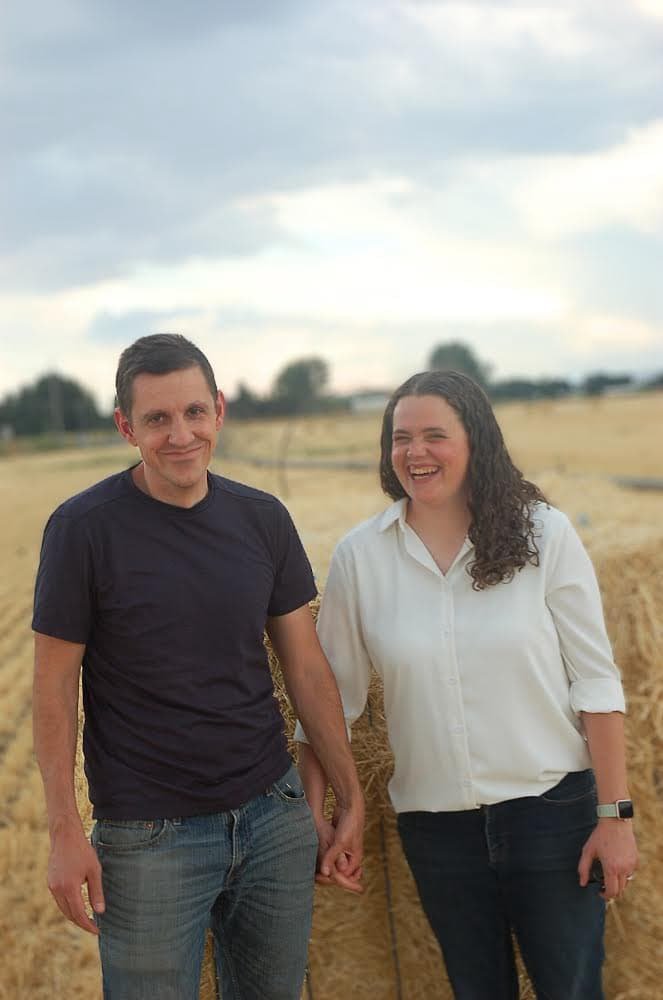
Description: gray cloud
1,0,662,290
87,308,204,344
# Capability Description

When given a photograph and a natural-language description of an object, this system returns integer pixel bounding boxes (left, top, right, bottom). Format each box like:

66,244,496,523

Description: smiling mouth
409,466,439,479
164,447,204,459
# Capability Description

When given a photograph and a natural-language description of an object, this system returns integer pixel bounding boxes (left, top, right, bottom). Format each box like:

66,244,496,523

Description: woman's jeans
91,763,318,1000
398,770,605,1000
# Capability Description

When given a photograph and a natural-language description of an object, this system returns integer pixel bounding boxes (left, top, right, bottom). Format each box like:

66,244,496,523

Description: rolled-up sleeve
294,543,374,744
545,514,626,715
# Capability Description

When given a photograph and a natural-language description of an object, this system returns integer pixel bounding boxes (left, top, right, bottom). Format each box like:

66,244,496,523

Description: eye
147,414,165,426
188,405,206,417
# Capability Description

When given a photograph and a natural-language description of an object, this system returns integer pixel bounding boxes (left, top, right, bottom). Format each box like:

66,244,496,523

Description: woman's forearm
581,710,630,803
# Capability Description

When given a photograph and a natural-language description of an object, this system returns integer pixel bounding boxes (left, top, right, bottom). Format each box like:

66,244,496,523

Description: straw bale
592,540,663,999
76,536,662,999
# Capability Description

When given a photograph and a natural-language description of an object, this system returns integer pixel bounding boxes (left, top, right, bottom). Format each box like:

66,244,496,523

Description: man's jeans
92,762,318,1000
398,770,605,1000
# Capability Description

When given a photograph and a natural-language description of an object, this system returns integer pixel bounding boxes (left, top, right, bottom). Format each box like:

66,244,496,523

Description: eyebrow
393,425,448,435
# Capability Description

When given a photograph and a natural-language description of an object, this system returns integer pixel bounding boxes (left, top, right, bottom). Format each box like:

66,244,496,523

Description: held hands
578,819,638,901
47,818,105,935
313,802,365,895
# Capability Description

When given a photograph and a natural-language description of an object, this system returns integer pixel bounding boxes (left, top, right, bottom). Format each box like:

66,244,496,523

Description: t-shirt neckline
122,465,215,515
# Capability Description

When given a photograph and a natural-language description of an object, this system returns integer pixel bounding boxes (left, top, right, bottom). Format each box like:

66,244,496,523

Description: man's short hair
115,333,218,417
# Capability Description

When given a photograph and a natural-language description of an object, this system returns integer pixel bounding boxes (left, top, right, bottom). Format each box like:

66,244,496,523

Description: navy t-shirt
33,468,317,819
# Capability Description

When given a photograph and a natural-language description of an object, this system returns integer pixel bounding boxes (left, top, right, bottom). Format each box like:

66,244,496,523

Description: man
32,333,363,1000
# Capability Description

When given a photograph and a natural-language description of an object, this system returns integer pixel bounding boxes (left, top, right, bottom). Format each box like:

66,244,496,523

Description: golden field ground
0,391,661,999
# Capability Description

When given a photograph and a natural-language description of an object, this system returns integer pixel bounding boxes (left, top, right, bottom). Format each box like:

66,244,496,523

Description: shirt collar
378,498,475,557
378,498,408,533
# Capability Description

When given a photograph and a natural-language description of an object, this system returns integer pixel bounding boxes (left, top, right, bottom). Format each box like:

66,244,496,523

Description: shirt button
462,779,472,787
452,726,465,734
448,677,457,685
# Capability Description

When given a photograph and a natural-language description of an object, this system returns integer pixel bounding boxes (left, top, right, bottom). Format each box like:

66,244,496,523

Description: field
0,391,661,998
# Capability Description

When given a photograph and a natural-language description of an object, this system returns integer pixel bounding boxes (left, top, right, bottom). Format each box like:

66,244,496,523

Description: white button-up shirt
295,500,625,813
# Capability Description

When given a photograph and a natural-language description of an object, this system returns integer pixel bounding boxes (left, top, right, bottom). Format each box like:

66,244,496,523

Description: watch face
617,800,634,819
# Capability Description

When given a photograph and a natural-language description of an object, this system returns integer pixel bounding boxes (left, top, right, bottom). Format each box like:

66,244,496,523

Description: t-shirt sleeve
32,511,94,644
544,512,625,714
266,501,317,616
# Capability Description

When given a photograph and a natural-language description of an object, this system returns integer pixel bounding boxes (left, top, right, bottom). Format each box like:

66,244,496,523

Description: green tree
229,381,263,419
581,373,633,397
272,357,329,413
427,341,491,387
0,373,106,436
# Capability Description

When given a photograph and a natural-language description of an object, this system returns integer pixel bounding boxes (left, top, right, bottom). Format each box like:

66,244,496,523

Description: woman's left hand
578,820,638,900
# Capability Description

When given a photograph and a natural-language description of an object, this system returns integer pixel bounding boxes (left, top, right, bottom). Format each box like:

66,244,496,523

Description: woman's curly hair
380,370,547,590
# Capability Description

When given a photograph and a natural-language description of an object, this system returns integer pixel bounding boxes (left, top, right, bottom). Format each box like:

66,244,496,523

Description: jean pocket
93,818,169,852
540,770,596,805
271,764,308,805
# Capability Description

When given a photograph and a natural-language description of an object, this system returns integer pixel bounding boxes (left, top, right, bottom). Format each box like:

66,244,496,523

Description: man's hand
313,803,364,894
48,819,105,935
578,819,638,901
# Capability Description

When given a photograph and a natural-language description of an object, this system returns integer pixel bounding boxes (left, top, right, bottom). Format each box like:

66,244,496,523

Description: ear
215,391,226,431
114,407,138,446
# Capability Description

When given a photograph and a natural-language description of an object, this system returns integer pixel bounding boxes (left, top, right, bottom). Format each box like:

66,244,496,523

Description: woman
296,370,637,1000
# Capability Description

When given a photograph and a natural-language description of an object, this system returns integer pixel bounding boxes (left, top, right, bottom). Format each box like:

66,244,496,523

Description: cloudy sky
2,0,663,410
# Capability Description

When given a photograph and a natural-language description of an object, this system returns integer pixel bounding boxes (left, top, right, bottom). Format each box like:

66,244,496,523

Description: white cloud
567,313,662,352
514,119,663,237
631,0,663,20
403,1,597,60
232,178,567,324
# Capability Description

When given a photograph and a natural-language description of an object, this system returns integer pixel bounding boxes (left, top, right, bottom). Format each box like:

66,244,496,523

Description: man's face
114,365,225,505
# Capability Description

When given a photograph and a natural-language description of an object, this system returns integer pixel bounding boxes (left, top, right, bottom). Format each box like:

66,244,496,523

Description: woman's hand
297,741,364,894
312,806,364,894
578,819,638,901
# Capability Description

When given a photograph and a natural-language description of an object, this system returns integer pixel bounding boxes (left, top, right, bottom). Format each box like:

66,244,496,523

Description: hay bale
593,541,663,998
77,537,662,998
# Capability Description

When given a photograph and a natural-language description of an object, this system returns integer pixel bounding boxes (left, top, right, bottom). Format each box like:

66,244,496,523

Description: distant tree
427,341,491,387
490,379,540,402
538,378,572,399
643,371,663,390
490,378,572,402
581,373,633,397
272,357,329,414
229,381,263,420
0,373,106,436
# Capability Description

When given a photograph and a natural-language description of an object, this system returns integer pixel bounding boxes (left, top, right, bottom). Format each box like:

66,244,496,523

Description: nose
407,437,426,458
168,416,195,447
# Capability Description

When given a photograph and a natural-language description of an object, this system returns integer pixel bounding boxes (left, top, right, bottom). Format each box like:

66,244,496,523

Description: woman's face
391,394,471,510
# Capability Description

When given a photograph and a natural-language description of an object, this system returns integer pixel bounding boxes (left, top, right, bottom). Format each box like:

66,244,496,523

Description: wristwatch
596,799,634,819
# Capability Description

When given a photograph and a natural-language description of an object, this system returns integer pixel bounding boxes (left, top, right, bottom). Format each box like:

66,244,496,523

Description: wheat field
0,391,661,998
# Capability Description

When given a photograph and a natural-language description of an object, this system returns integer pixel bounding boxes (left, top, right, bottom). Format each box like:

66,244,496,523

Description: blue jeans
397,770,605,1000
91,762,318,1000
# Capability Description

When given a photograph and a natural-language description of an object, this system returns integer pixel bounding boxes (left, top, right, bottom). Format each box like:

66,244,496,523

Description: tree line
1,342,662,437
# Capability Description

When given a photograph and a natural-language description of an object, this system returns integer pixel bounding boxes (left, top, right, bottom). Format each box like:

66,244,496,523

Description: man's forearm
33,645,84,836
33,634,105,934
288,664,361,809
297,741,330,818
